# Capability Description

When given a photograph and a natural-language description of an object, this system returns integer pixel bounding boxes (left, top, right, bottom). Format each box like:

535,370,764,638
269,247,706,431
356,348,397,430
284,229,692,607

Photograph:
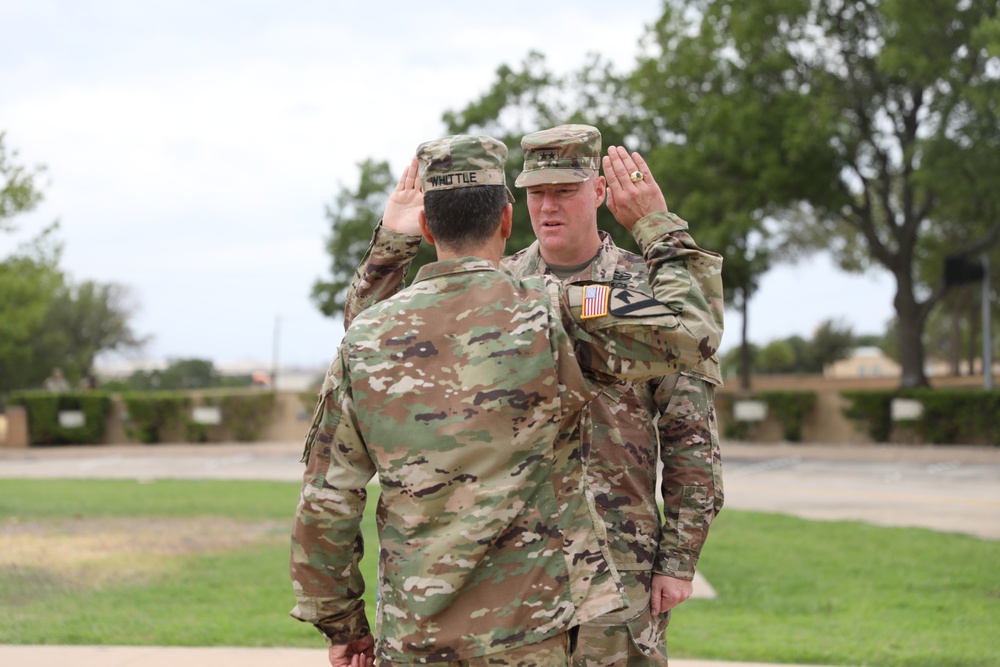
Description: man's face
525,176,606,264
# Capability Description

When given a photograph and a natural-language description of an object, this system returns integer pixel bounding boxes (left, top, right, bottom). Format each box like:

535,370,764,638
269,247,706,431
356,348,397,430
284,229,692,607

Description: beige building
824,346,901,379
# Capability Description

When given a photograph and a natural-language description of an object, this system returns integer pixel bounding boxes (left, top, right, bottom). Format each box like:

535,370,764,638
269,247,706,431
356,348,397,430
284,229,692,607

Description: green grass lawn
1,479,998,666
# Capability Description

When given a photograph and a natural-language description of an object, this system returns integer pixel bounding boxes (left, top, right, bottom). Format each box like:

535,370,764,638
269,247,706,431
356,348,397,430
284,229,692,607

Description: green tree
110,358,231,391
311,3,1000,392
2,132,147,396
811,318,856,372
756,339,797,374
33,280,148,383
0,131,44,232
1,132,64,397
0,234,64,395
726,318,883,377
643,0,1000,387
628,0,847,390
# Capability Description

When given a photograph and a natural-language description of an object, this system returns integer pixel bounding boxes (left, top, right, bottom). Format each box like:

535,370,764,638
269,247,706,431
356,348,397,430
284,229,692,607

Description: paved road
3,440,999,539
721,442,1000,540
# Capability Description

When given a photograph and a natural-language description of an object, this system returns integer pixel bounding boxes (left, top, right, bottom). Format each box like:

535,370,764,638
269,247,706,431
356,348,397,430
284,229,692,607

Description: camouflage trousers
379,630,572,667
573,571,669,667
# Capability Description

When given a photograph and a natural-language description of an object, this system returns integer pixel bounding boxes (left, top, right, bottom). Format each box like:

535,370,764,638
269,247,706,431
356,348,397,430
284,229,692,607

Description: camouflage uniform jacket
504,232,725,579
290,213,723,663
345,221,725,579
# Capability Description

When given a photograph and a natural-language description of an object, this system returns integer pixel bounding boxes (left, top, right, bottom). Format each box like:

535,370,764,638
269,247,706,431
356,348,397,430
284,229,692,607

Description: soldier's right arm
343,156,425,327
289,350,377,645
343,224,420,327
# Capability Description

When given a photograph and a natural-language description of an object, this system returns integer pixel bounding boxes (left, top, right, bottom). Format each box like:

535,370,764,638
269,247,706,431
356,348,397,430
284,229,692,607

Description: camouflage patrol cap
416,134,515,202
514,124,602,187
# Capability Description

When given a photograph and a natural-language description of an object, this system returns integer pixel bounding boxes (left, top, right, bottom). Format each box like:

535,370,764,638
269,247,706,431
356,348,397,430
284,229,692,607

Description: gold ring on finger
630,171,643,183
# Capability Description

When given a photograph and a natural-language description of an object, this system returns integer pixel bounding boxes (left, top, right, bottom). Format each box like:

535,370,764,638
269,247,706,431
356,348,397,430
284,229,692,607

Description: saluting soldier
290,134,723,666
346,125,725,666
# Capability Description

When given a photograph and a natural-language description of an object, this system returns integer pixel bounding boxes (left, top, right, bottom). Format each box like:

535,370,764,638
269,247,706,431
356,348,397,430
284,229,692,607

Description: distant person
345,125,725,666
43,368,70,392
289,134,723,666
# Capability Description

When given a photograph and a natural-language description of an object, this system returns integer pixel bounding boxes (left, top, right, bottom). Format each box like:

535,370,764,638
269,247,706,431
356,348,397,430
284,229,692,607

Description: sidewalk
0,645,834,667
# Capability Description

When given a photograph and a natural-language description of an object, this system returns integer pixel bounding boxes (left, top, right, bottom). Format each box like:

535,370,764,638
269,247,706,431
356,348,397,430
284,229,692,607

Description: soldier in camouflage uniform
344,126,724,666
290,134,723,666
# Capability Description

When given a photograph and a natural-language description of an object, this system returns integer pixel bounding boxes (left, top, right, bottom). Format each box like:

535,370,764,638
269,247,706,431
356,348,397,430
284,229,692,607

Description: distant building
824,346,999,380
824,346,901,379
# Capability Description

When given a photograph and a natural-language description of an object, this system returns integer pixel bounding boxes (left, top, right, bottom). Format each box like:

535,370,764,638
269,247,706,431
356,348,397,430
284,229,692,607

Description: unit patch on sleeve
608,289,676,318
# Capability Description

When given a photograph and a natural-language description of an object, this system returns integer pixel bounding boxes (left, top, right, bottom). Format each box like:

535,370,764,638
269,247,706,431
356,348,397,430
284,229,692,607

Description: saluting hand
602,146,668,231
382,156,424,236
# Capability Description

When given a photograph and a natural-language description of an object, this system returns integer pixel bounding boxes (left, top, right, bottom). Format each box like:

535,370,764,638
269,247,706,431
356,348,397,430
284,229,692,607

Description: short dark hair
423,185,508,253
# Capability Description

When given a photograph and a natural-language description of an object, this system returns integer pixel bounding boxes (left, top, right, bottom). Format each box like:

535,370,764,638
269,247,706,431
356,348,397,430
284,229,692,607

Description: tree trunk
949,306,961,376
739,291,752,391
967,296,978,375
895,284,929,388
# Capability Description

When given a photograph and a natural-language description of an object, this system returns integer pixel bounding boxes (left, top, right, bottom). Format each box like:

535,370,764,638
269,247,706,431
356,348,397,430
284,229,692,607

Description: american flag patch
581,285,610,319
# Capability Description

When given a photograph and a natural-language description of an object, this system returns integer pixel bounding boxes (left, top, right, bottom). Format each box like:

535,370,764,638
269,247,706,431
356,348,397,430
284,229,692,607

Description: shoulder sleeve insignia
608,289,676,318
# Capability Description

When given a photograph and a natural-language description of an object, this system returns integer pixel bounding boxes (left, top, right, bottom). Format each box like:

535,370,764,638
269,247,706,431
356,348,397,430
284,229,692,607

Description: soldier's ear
419,210,436,245
500,203,513,240
593,175,607,208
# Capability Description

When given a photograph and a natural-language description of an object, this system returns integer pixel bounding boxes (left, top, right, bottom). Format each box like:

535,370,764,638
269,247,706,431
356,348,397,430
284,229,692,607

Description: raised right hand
383,156,424,235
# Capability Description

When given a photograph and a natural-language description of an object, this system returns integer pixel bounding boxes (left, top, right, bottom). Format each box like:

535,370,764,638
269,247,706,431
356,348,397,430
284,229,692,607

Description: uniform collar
507,231,621,282
414,257,500,283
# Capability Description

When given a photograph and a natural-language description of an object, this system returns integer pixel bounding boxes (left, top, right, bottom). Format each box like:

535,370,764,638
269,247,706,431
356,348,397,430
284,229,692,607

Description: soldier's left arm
289,350,378,647
651,367,725,582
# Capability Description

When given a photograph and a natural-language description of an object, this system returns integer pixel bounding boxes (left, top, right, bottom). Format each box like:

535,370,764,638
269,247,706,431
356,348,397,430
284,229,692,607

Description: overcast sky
1,0,895,371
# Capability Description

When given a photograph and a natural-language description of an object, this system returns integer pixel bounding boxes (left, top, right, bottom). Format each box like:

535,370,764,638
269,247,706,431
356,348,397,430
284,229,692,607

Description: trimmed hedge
120,392,192,444
6,390,279,446
720,390,817,442
757,390,818,442
216,392,277,442
841,388,1000,445
7,391,114,445
121,391,278,444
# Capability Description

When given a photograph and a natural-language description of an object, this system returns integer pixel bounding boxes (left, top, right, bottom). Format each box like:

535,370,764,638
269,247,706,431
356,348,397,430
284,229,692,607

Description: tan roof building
824,346,901,379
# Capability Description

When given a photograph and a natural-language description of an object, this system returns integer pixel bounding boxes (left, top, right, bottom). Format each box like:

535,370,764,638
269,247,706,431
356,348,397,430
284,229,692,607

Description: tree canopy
313,1,1000,388
1,132,148,397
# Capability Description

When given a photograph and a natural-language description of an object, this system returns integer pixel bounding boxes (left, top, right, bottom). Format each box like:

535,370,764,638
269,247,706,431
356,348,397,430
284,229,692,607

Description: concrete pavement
3,439,999,667
0,644,833,667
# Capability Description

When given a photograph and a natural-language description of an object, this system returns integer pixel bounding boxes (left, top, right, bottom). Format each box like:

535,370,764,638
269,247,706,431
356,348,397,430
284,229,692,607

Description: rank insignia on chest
581,284,610,319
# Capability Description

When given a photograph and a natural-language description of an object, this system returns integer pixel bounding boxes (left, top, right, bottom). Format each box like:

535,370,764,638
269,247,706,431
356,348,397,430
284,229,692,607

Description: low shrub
7,390,113,445
841,388,1000,445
